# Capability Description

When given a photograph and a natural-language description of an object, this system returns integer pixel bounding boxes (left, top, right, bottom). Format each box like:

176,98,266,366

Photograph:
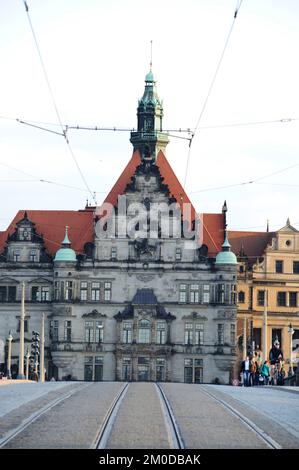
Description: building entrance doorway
138,365,149,381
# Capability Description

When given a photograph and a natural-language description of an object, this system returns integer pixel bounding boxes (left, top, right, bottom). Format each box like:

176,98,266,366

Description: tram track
92,382,129,449
199,386,282,449
155,383,185,449
0,382,92,448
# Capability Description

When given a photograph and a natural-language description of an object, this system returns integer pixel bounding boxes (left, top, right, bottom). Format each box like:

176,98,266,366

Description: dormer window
19,227,32,241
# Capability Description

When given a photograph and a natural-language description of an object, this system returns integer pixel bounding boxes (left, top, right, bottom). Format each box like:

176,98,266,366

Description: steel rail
0,383,92,448
92,382,129,449
155,383,185,449
199,386,282,449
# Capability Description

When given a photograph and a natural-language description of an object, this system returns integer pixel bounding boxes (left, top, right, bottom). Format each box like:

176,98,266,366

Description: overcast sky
1,0,299,233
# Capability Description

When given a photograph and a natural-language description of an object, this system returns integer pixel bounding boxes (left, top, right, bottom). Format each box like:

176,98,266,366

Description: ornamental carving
136,274,155,282
82,309,107,318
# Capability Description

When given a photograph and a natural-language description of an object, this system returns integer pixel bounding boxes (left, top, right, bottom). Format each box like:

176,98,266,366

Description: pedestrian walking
269,364,275,385
250,357,257,386
261,361,270,385
241,356,251,387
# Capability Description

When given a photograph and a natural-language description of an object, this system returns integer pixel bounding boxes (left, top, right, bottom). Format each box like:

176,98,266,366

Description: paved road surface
0,381,298,449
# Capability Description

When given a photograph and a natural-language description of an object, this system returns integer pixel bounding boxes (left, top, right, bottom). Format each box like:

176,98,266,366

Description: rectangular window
95,321,104,343
289,292,297,307
195,323,204,345
184,323,193,345
50,320,59,341
80,282,88,301
156,321,166,345
203,284,210,303
65,281,73,301
41,286,50,302
275,260,283,273
104,282,111,301
54,281,59,301
31,286,39,302
179,284,187,303
30,250,37,262
122,357,132,381
111,247,117,260
277,291,286,307
217,324,224,345
138,356,150,365
293,261,299,274
13,250,20,262
175,248,182,261
257,290,265,306
64,321,72,342
85,321,94,343
190,284,199,303
156,358,166,381
122,322,132,344
230,324,236,345
17,319,28,333
138,322,151,344
91,282,100,301
8,286,16,302
230,284,237,304
253,328,261,350
0,286,6,302
216,284,225,303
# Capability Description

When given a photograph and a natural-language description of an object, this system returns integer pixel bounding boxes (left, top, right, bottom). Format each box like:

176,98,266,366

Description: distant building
0,70,238,383
230,220,299,373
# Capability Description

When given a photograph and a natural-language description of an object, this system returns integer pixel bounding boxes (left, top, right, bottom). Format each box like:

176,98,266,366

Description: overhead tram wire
2,114,298,137
183,0,244,189
21,0,96,205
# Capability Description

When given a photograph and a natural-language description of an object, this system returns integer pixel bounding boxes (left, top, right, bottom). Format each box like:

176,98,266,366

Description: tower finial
150,40,153,71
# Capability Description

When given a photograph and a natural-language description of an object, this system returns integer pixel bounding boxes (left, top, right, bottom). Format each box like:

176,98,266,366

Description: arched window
238,291,245,303
138,319,151,344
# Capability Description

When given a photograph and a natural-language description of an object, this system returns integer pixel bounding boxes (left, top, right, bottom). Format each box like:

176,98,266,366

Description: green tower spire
130,68,169,161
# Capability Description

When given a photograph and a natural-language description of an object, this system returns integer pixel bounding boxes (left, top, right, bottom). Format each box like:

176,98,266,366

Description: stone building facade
0,70,238,383
230,220,299,374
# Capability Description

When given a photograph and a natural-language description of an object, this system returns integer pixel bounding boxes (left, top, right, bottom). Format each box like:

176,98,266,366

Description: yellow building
229,219,299,376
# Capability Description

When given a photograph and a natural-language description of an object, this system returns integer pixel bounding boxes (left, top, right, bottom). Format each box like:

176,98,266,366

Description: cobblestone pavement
161,383,269,449
203,385,299,444
106,383,171,449
0,382,298,449
0,381,78,417
1,382,124,449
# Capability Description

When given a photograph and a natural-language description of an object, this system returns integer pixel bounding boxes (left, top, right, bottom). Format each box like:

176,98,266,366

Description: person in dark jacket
241,356,251,386
269,340,283,365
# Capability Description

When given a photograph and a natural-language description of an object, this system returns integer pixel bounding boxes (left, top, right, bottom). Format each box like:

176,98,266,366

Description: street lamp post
25,347,30,380
7,331,13,379
18,282,26,379
263,290,268,362
288,323,295,376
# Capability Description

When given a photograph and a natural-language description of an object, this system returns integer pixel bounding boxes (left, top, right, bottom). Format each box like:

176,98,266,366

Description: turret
130,69,169,161
54,226,77,263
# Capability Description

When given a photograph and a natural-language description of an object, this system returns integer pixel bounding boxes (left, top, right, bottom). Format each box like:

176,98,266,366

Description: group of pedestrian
241,341,285,387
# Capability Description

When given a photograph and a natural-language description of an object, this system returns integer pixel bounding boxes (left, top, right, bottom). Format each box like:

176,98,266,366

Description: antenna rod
150,40,153,71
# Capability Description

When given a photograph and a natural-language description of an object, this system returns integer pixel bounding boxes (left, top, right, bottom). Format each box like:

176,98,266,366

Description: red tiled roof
0,150,225,258
104,149,224,256
0,210,94,258
228,230,276,260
